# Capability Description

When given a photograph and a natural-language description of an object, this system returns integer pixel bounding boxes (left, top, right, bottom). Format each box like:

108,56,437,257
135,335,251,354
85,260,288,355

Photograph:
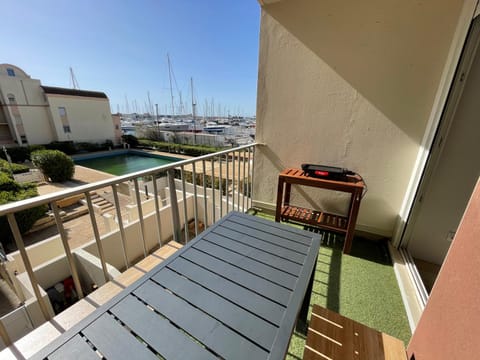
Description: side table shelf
275,168,365,253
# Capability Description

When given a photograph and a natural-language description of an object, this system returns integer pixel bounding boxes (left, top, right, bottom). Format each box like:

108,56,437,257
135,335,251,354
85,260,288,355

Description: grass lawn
251,211,411,359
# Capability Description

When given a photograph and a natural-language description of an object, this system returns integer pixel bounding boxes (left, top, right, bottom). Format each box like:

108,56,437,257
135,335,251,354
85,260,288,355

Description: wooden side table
303,305,406,360
275,168,365,254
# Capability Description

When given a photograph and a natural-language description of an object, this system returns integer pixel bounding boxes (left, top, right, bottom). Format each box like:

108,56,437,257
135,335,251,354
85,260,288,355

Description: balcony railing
0,143,257,347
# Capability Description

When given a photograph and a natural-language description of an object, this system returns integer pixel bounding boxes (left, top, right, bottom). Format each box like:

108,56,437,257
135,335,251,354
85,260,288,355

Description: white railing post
6,214,51,321
85,192,110,283
133,178,147,258
51,201,84,299
112,184,130,269
152,173,163,247
167,169,181,243
180,166,189,244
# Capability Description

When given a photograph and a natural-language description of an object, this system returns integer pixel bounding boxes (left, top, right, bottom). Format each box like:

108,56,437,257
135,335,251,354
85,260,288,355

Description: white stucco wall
46,94,115,144
255,0,465,236
0,70,54,144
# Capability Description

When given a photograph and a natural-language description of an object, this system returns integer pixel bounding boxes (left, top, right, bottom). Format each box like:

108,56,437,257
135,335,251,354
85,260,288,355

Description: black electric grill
301,164,353,181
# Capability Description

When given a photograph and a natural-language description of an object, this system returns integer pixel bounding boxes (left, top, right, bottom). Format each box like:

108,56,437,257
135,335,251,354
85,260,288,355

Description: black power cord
346,170,368,198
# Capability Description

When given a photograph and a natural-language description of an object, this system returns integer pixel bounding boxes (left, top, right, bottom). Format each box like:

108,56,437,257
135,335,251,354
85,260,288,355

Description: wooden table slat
135,280,269,360
152,267,278,349
169,257,285,325
306,305,406,360
203,232,303,275
110,295,217,360
193,240,297,289
229,213,314,243
48,335,99,360
82,313,158,360
221,220,310,254
181,248,292,305
211,226,306,264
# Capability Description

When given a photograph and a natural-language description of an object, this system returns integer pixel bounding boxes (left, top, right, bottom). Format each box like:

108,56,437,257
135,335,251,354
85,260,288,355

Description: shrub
122,135,139,148
138,139,224,156
46,141,76,155
0,159,30,174
101,139,114,150
0,173,47,249
31,150,75,182
76,142,100,153
27,144,46,154
0,146,30,163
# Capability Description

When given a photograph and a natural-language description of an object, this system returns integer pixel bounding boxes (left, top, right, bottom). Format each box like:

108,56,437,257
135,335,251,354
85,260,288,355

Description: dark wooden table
275,168,365,253
32,212,321,360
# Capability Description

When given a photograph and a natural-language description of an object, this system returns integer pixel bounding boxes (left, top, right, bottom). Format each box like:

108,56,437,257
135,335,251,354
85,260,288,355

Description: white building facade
0,64,117,146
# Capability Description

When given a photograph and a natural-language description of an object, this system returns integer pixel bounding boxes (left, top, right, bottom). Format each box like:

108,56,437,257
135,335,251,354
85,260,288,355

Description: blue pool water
75,151,181,176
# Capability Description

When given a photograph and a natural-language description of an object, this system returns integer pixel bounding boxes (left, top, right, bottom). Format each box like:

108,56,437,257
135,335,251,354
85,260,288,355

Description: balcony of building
0,143,415,359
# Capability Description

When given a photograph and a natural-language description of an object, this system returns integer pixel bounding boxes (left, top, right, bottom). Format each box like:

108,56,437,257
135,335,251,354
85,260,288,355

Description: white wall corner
258,0,283,6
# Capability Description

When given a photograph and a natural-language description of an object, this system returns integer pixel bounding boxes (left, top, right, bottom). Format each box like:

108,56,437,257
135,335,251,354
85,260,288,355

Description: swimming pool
74,150,182,176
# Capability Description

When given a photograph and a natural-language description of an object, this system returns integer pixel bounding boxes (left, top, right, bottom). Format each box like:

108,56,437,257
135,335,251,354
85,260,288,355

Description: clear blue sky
3,0,261,117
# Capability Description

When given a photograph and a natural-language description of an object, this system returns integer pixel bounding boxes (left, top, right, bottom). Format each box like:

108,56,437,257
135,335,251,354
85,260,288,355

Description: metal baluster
226,153,230,213
232,151,236,211
51,201,84,299
7,214,51,321
192,162,199,237
242,148,247,212
152,173,163,247
0,321,11,347
202,160,208,228
181,166,189,243
85,192,109,283
247,146,252,210
112,184,129,269
219,155,223,217
237,149,242,210
251,145,256,206
133,178,147,258
167,169,181,243
211,157,216,223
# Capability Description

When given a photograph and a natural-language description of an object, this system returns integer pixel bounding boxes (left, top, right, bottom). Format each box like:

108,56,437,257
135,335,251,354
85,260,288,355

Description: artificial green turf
248,211,411,358
285,234,412,359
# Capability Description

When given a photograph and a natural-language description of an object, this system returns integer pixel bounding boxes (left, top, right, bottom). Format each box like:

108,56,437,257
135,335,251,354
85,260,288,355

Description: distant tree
121,134,139,148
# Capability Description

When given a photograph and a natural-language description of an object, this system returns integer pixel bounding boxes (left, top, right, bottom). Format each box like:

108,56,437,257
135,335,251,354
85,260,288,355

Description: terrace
0,143,411,358
1,0,480,357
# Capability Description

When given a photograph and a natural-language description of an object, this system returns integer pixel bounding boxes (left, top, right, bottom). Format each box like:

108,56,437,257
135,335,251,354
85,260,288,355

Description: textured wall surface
255,0,463,235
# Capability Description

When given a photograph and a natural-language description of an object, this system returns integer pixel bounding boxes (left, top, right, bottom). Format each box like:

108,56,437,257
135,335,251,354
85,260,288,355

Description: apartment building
0,64,117,146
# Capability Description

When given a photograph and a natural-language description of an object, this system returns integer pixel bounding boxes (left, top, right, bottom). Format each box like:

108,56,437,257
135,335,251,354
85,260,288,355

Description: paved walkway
23,166,128,249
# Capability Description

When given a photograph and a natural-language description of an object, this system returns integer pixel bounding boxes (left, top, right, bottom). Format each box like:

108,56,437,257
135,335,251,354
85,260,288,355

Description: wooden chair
303,305,407,360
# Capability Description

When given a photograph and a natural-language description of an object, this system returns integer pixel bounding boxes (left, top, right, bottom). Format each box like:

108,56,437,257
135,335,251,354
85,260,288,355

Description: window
6,68,15,77
115,124,120,130
58,107,72,133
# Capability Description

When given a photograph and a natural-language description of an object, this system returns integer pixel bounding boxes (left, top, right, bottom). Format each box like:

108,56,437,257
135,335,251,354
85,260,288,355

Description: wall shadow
263,0,464,144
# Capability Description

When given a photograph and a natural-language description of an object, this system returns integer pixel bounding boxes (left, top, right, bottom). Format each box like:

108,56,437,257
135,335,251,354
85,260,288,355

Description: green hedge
0,159,30,174
139,139,224,156
0,146,30,163
31,150,75,182
122,135,139,148
0,172,47,248
45,141,77,155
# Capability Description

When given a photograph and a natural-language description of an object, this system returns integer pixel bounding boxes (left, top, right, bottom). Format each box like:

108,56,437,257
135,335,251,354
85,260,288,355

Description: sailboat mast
191,77,196,144
167,54,175,117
